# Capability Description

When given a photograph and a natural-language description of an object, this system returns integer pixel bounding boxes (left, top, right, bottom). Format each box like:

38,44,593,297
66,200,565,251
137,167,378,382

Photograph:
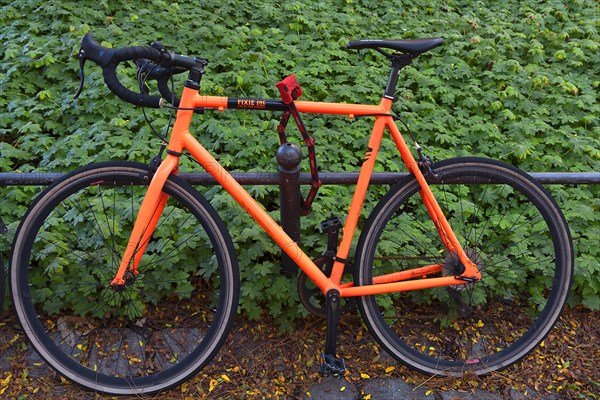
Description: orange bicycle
10,33,573,395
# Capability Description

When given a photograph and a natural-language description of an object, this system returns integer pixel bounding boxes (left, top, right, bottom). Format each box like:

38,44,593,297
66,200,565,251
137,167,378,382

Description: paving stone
510,385,561,400
0,344,16,372
305,377,359,400
440,389,503,400
24,349,53,379
510,386,541,400
362,378,435,399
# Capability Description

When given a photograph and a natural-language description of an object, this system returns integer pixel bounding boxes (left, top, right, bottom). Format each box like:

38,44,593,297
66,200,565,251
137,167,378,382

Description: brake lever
74,54,86,99
133,55,189,108
134,59,153,95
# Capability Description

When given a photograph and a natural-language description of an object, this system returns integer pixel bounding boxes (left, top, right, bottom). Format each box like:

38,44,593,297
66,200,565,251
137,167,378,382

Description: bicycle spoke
12,164,239,394
357,158,571,376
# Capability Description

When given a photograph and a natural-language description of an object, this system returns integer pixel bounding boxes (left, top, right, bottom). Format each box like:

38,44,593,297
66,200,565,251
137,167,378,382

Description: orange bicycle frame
111,86,481,296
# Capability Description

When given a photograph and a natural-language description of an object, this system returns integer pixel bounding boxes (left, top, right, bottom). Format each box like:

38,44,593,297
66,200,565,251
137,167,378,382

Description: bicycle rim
10,162,239,395
355,157,573,376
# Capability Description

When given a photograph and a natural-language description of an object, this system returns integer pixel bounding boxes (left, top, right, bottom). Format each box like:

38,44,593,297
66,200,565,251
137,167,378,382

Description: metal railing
1,171,599,186
0,165,599,313
2,163,599,277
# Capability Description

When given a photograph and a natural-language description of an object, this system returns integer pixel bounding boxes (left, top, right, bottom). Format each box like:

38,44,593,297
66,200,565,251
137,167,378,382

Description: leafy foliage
1,0,599,322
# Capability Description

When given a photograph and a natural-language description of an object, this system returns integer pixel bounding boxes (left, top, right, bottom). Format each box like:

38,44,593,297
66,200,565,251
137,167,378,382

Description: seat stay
386,120,481,281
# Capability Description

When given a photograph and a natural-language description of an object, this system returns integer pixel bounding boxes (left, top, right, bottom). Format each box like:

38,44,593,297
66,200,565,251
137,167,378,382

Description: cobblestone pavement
0,342,563,400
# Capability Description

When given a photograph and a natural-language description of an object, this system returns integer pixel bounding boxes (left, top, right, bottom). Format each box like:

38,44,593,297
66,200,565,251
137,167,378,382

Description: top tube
193,95,394,117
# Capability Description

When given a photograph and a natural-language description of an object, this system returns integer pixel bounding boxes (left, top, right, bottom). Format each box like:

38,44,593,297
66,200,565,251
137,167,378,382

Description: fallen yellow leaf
0,372,12,387
209,378,219,392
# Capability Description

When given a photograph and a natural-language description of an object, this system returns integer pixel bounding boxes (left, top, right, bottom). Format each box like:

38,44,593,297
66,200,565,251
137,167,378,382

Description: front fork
110,155,179,288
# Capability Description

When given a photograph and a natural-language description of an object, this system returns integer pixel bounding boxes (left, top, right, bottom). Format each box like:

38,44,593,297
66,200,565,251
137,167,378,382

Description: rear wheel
10,161,239,395
355,157,573,376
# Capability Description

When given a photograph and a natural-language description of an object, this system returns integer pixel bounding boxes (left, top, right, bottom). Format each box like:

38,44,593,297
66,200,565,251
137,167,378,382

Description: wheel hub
442,248,484,290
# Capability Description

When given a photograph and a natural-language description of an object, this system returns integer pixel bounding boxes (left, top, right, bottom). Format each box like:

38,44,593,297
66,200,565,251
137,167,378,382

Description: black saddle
347,38,443,55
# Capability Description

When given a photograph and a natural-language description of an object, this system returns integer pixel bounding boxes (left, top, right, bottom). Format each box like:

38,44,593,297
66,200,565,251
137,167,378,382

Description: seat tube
330,116,388,284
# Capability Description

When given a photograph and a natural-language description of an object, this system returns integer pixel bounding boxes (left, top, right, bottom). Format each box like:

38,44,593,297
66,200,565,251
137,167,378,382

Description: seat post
384,53,413,100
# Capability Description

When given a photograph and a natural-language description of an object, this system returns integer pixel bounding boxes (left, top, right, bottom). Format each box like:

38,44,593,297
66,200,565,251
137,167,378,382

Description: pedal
320,217,342,237
319,353,346,378
321,216,342,260
298,217,355,317
320,216,353,277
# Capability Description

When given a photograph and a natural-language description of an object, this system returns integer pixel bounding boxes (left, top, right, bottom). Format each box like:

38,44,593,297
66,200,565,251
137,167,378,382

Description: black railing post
276,142,303,277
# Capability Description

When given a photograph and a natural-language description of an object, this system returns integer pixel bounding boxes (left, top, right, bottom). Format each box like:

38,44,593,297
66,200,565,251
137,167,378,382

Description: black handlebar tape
80,34,167,108
108,46,167,108
102,64,163,108
113,45,164,64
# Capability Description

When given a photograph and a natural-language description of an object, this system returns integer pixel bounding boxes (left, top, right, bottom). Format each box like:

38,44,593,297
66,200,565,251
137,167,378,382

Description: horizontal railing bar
1,171,598,186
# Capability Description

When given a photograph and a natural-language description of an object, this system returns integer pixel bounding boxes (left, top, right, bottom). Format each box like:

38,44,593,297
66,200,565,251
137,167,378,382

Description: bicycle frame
111,86,481,297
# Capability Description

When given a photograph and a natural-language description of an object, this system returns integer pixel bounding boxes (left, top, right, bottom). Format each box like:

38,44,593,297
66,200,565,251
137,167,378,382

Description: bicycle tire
0,253,5,315
354,157,573,376
10,161,240,395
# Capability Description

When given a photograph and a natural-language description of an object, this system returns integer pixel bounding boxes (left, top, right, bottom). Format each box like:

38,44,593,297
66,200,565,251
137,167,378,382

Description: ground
0,306,598,399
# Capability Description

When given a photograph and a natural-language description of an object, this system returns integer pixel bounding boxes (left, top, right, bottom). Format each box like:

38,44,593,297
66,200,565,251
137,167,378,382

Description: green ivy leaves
1,0,599,322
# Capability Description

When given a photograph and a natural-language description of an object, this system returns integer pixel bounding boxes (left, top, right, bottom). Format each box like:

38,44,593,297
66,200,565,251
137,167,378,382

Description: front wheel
10,161,240,395
355,157,573,376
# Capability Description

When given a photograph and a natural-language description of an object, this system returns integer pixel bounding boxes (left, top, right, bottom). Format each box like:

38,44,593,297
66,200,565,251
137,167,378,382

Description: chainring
297,256,354,318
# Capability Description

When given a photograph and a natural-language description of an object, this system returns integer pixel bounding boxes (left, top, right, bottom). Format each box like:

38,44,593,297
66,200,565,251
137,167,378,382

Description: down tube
182,132,333,292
